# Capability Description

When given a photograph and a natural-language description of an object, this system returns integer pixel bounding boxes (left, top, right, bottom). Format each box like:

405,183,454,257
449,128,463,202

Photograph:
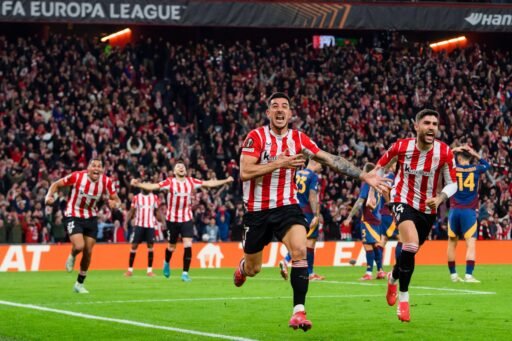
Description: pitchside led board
1,241,512,272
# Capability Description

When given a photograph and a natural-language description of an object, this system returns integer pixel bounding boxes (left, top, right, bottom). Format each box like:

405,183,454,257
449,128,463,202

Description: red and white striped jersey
158,177,203,222
241,126,320,212
131,193,160,228
377,138,456,214
63,171,116,219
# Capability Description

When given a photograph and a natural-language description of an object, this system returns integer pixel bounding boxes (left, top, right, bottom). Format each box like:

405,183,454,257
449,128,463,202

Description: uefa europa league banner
0,0,512,32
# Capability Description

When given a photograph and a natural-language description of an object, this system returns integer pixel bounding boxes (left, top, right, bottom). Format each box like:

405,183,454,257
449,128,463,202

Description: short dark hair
175,159,186,165
267,92,291,108
415,109,439,123
456,151,472,161
88,157,103,167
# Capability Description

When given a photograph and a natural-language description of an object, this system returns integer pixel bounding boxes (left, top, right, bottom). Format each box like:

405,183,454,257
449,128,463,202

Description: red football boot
397,301,410,322
289,311,312,332
233,267,246,287
386,272,398,306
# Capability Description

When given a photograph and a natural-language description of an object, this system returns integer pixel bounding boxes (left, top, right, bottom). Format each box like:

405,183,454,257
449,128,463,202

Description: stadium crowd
0,31,511,243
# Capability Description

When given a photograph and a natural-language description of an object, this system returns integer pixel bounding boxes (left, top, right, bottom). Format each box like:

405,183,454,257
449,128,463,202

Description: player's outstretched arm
45,177,69,205
202,176,235,188
130,179,160,192
312,150,391,193
240,154,306,182
343,198,364,226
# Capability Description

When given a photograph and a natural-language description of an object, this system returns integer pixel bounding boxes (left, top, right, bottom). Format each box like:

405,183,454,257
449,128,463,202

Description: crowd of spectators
0,31,511,244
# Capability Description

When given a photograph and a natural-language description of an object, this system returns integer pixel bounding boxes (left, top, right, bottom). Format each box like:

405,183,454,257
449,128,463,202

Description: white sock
128,267,133,272
293,304,305,314
399,291,409,302
389,274,398,285
182,271,188,275
147,267,152,273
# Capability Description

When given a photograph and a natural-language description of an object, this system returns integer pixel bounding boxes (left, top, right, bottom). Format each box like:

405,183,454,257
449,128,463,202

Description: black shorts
242,204,308,254
166,220,194,244
64,217,98,239
130,226,155,245
390,203,436,245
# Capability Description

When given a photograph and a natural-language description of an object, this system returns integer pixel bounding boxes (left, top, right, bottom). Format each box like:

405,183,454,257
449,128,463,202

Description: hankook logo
465,12,512,26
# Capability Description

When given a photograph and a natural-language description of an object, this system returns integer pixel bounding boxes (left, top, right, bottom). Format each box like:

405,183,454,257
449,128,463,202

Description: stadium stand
0,31,511,243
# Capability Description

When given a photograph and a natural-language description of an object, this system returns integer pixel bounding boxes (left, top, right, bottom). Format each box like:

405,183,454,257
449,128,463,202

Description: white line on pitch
0,300,257,341
189,276,497,295
48,291,495,306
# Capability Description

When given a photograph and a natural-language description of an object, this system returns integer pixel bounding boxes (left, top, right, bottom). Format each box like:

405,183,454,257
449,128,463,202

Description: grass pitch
0,265,510,340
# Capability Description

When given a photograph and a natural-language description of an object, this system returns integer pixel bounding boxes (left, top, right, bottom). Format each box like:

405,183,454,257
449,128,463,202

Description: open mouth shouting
424,131,435,142
274,111,287,126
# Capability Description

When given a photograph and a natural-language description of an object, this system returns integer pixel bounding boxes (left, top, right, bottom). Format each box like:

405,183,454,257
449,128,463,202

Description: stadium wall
1,241,512,272
0,1,511,32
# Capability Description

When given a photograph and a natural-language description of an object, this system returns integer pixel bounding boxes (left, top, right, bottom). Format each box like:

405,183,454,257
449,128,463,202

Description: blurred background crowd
0,31,511,244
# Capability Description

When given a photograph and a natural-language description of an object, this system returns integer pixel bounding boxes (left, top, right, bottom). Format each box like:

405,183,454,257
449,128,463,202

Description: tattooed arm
311,150,363,179
311,150,391,193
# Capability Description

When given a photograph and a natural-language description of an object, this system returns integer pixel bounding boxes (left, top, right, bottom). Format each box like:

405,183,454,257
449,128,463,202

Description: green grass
0,265,510,340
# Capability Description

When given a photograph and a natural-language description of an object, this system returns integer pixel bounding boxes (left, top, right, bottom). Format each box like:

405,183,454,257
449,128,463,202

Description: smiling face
87,159,104,182
414,112,439,149
266,96,292,134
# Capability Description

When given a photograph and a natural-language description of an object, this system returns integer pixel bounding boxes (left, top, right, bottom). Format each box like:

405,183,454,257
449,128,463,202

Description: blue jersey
295,168,319,214
450,159,490,209
359,183,384,226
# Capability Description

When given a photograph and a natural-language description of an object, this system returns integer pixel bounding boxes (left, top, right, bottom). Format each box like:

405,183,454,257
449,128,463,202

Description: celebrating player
233,92,391,331
124,188,165,277
131,161,233,282
45,158,121,294
447,145,490,283
378,109,457,322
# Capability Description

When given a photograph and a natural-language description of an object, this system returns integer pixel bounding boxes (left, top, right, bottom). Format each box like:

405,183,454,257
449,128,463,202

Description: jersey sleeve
61,171,79,186
359,183,369,200
191,177,204,190
154,194,161,208
104,176,116,195
241,130,263,158
131,196,138,209
377,142,399,167
158,178,172,191
442,148,457,185
309,173,319,192
477,159,491,173
298,132,320,156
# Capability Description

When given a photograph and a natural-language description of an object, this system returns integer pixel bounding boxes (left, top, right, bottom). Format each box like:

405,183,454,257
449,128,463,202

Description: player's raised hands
360,166,392,195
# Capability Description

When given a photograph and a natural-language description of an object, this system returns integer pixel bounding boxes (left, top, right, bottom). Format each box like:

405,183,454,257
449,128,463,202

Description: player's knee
74,244,85,253
244,263,261,277
183,241,192,248
289,247,306,261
